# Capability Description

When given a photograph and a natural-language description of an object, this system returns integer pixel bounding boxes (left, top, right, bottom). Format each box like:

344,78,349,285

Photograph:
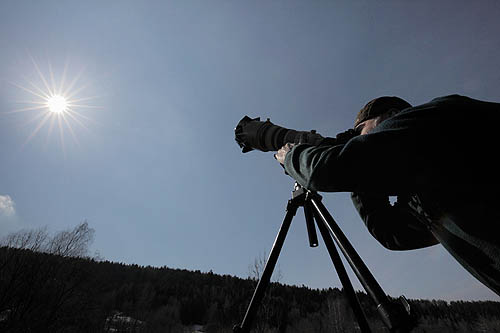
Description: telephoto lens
234,116,325,153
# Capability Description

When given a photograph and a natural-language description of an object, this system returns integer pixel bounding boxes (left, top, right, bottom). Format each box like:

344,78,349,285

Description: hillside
1,246,500,332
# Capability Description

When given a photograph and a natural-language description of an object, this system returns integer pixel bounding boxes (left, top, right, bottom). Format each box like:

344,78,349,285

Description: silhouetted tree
0,221,95,258
47,221,95,258
0,221,100,332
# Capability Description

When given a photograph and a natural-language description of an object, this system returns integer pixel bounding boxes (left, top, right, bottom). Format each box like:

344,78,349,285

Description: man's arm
281,104,441,194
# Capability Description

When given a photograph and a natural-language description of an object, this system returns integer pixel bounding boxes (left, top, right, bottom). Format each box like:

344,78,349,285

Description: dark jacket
283,95,500,295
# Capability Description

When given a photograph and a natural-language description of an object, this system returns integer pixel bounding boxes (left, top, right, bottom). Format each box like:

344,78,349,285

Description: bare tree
247,252,284,333
0,221,98,331
47,221,95,258
1,226,49,252
248,251,283,283
1,221,96,259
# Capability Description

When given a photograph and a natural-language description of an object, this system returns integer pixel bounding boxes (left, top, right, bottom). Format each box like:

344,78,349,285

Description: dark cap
354,96,412,127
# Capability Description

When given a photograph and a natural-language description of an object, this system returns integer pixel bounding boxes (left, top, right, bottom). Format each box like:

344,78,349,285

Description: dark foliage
1,246,500,332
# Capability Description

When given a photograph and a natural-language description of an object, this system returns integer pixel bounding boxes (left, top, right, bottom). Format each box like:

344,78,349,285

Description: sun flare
9,56,99,149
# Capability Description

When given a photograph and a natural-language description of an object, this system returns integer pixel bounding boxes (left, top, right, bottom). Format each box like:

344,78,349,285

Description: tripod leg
314,209,372,333
234,200,300,333
303,201,319,247
310,196,412,332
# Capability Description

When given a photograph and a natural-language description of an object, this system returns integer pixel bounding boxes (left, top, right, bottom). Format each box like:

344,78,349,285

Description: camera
234,116,357,153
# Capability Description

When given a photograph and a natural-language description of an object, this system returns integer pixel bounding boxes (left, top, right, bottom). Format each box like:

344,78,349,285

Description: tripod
233,183,414,333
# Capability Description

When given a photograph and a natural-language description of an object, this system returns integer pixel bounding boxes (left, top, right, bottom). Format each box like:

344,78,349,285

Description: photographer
274,95,500,296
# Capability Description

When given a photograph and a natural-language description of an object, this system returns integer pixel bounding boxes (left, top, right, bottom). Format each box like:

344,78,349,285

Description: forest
1,223,500,332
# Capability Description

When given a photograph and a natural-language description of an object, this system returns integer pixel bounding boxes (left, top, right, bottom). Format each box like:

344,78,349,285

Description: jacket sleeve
351,192,439,250
282,131,425,194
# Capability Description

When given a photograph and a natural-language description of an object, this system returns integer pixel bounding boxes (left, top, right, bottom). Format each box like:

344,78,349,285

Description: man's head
354,96,412,135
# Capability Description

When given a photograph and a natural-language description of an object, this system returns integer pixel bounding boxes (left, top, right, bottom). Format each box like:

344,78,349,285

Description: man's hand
274,143,295,165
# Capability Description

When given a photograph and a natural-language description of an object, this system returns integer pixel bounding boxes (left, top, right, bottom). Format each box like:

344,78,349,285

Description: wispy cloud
0,195,16,217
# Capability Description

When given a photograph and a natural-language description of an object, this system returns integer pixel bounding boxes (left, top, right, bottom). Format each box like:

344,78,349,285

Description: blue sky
1,1,500,301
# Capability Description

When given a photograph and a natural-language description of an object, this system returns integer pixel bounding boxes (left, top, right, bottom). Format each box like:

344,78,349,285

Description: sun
8,56,99,149
47,94,69,114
